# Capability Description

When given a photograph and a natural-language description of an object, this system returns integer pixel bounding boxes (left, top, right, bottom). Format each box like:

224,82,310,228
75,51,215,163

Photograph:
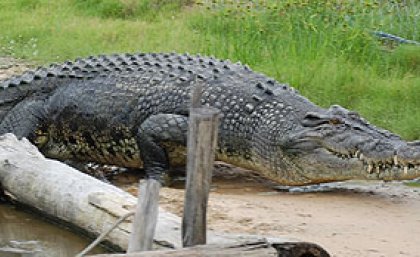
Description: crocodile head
274,105,420,185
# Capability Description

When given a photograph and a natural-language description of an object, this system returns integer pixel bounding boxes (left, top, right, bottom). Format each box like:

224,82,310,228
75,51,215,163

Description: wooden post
182,84,220,247
127,179,161,252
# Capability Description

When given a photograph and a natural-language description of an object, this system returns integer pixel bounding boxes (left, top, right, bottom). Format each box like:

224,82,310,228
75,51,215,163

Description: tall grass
191,0,419,71
0,0,419,139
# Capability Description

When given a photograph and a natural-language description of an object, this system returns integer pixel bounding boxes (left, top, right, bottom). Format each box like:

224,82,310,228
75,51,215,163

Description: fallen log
0,133,179,251
0,134,330,256
88,240,330,257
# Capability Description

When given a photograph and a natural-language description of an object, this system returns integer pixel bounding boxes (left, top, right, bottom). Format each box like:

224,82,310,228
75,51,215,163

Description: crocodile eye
329,118,342,125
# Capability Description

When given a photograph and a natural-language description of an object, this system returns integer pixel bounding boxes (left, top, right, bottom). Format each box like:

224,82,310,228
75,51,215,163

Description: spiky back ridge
0,52,299,121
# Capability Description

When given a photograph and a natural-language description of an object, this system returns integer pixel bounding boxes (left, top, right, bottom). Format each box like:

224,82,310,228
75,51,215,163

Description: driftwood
88,240,330,257
0,134,330,256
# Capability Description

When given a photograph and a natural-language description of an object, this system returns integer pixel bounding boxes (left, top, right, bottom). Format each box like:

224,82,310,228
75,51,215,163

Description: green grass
0,0,197,61
0,0,419,140
405,181,420,188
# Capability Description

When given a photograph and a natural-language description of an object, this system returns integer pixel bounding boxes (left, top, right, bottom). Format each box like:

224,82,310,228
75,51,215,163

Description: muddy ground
2,57,420,257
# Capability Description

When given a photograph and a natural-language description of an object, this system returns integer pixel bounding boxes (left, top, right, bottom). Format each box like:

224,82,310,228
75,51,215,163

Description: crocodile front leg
137,114,188,185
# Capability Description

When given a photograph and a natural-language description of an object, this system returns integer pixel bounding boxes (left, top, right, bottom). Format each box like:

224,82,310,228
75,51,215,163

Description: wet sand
116,163,420,257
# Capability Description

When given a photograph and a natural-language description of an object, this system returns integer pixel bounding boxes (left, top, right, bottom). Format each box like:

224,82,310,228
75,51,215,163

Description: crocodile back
0,52,304,122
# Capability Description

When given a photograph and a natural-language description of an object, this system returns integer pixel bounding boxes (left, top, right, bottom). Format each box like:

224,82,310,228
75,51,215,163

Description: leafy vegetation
0,0,419,139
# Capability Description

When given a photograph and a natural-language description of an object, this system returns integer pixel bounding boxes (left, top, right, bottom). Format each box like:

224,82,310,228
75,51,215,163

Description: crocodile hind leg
0,99,47,142
137,114,188,185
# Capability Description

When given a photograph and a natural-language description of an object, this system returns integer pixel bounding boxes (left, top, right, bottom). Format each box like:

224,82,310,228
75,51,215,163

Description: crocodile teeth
393,155,398,166
359,153,364,161
404,166,408,174
376,166,380,174
367,164,373,173
355,150,360,158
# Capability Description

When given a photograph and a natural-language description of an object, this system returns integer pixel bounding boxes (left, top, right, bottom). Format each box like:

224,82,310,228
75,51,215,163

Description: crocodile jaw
292,148,420,185
268,105,420,185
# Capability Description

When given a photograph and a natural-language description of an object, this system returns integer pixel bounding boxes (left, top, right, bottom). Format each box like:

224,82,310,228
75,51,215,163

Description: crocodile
0,52,419,185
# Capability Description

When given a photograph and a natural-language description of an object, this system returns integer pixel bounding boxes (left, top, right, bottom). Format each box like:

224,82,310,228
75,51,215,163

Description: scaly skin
0,53,419,185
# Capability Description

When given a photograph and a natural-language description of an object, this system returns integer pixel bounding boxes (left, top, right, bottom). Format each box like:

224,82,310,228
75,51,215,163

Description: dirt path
116,164,420,257
0,56,35,80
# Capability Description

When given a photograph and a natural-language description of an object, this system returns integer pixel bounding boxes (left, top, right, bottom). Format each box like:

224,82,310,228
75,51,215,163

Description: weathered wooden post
127,179,161,252
182,83,221,247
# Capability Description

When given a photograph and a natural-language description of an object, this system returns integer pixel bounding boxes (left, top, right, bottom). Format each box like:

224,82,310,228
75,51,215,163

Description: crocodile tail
0,53,139,121
0,68,68,121
0,84,25,121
